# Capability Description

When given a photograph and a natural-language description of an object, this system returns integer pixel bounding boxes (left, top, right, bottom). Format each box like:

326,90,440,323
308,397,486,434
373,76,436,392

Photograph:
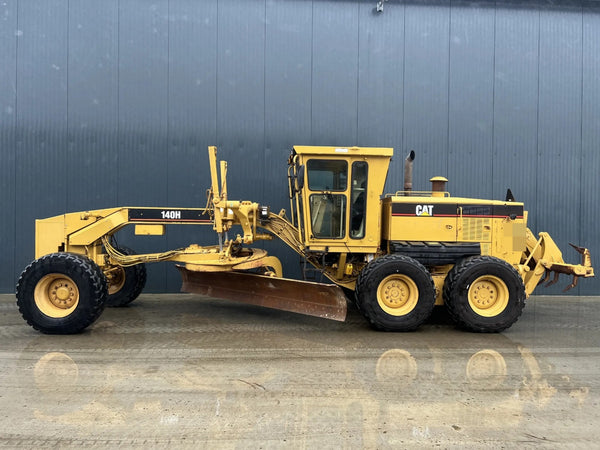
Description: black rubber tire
355,254,436,331
16,253,108,334
340,286,360,312
443,256,526,333
105,246,147,307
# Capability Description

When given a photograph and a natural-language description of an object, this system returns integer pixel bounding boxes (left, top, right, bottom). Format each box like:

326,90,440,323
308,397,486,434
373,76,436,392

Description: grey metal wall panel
117,0,170,291
402,2,450,190
3,0,600,295
0,0,17,288
264,0,311,208
165,1,218,290
447,2,495,198
580,2,600,295
492,3,539,225
15,0,69,276
312,1,359,145
67,0,119,212
217,0,265,203
264,0,312,154
537,4,583,293
263,0,313,279
358,0,405,190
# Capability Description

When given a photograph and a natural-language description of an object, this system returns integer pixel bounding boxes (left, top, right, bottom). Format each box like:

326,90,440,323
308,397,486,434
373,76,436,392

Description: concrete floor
0,293,598,448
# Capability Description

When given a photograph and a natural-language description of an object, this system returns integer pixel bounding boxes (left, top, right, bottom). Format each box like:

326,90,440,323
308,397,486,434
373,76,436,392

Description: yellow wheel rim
105,266,126,295
468,275,509,317
377,274,419,316
34,274,80,318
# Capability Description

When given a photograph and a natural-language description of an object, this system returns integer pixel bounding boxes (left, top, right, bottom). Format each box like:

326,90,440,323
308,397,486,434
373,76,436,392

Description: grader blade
177,267,348,322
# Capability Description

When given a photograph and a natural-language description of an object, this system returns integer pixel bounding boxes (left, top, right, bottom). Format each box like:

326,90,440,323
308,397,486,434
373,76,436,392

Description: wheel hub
468,275,509,317
105,266,126,295
49,279,78,309
34,273,80,318
377,274,419,316
381,279,410,308
470,280,497,309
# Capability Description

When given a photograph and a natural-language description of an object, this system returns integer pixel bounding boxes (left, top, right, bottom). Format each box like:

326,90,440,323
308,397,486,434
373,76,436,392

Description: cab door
305,159,348,240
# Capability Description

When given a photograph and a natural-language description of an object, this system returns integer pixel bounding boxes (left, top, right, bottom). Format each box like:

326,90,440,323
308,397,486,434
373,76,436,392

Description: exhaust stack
404,150,415,193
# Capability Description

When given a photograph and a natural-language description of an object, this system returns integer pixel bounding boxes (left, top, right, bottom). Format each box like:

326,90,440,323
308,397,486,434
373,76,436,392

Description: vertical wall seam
535,5,540,229
166,0,171,290
66,0,70,210
446,0,451,176
13,0,20,280
401,1,406,158
491,2,497,197
579,3,584,292
310,0,314,143
356,0,360,145
117,0,121,203
215,0,221,146
165,0,171,290
166,0,171,206
263,0,267,201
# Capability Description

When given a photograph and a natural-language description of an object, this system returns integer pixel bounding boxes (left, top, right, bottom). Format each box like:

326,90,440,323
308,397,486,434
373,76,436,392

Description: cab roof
292,145,394,157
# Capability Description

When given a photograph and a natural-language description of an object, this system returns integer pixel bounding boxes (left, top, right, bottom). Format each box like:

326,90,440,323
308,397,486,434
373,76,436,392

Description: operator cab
287,146,393,254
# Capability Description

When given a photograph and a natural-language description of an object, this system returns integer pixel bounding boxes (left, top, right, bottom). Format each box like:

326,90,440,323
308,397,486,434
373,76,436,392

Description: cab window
307,159,348,239
307,160,347,191
350,161,368,239
309,194,346,239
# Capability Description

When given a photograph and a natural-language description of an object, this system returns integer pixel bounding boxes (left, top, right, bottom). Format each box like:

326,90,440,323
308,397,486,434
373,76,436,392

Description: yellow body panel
382,195,526,266
134,224,166,235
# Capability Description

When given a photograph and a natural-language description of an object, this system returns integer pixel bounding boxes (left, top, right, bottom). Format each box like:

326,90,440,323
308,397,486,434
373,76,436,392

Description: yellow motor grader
16,146,593,334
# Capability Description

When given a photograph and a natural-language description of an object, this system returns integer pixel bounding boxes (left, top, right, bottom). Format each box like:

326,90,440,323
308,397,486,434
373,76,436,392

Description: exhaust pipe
404,150,415,193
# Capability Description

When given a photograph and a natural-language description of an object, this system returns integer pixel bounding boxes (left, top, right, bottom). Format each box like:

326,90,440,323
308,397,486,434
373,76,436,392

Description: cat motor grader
16,146,593,334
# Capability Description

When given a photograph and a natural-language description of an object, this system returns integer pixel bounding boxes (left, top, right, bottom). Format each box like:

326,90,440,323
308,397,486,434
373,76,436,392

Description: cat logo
415,205,434,216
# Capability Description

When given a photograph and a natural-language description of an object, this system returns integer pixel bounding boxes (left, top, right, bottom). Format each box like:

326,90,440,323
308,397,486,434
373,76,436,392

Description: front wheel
16,253,108,334
443,256,526,332
356,255,436,331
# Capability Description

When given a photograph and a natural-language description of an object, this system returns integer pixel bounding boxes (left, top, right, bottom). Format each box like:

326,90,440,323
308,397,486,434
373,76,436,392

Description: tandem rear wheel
443,256,526,333
16,253,108,334
356,254,436,331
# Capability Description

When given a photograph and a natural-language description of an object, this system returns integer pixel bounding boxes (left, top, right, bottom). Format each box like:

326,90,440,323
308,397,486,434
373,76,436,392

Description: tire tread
356,254,436,331
443,255,525,333
16,253,107,334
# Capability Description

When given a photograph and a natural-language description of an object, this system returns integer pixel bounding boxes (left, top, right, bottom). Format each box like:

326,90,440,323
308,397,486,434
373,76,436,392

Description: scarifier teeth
563,275,580,292
569,243,586,255
545,271,560,288
540,270,551,285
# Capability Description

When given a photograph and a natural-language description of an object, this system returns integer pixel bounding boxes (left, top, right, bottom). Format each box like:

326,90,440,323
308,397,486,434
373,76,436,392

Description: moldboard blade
177,267,347,322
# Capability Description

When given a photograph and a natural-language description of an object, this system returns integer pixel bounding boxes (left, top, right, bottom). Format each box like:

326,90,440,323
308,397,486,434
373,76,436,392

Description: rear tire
443,256,526,332
16,253,108,334
356,255,436,331
105,246,147,307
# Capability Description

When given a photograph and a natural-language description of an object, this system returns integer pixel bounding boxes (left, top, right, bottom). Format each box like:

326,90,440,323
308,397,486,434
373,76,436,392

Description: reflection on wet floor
0,294,598,447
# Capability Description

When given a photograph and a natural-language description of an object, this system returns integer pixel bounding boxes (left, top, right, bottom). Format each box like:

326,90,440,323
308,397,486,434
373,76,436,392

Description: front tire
356,255,436,331
443,256,526,332
16,253,108,334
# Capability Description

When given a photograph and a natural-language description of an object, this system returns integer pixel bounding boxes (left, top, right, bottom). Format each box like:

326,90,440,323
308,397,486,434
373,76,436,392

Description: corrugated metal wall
1,0,598,294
